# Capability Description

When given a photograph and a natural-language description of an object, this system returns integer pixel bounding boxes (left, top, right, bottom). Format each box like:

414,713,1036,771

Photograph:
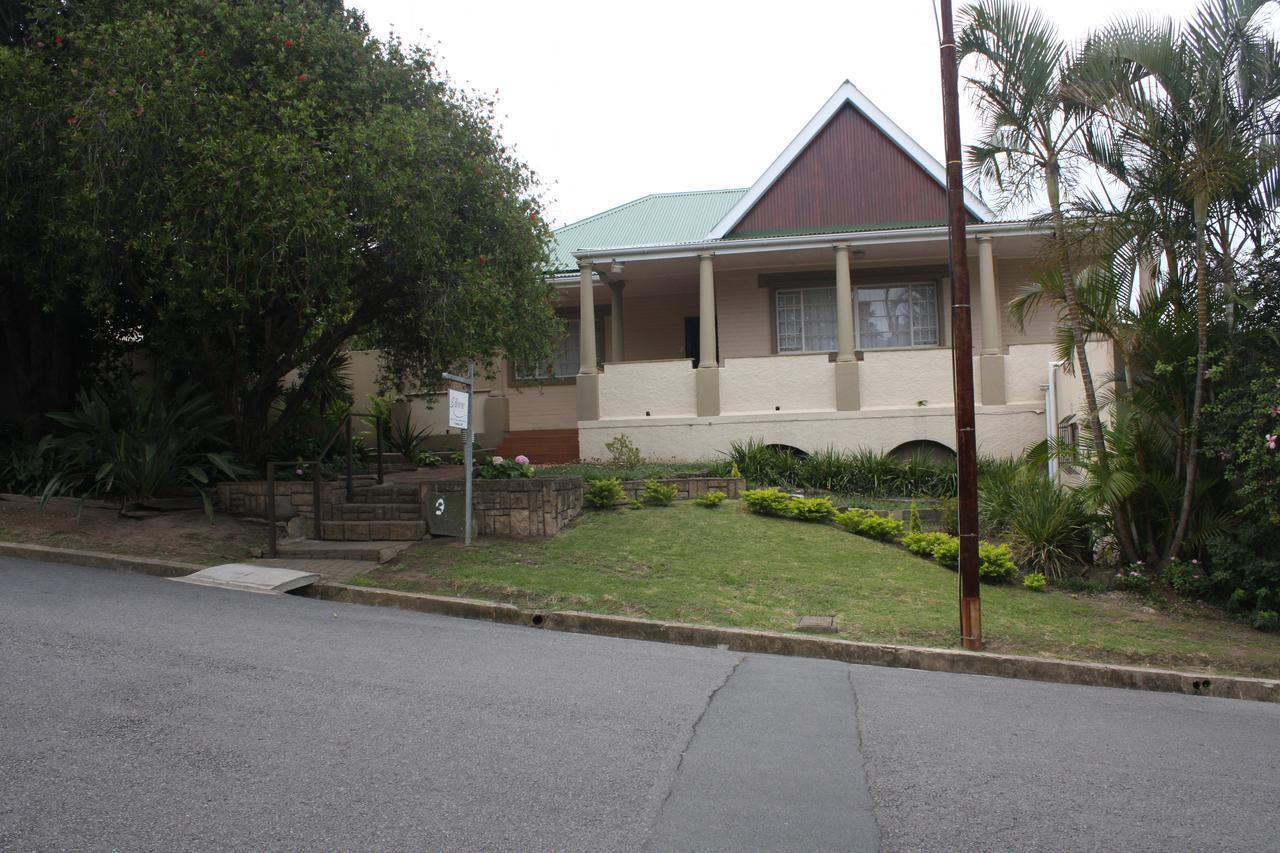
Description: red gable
728,104,952,237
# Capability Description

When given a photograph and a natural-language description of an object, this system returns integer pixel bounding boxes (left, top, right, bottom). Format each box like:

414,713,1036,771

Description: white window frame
854,281,941,350
775,286,839,353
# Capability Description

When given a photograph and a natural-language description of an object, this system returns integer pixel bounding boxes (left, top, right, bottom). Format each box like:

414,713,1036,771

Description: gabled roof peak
706,81,993,239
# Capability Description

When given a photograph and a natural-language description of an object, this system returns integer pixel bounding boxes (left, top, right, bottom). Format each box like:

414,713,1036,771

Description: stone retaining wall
216,477,377,520
618,477,745,501
427,478,583,538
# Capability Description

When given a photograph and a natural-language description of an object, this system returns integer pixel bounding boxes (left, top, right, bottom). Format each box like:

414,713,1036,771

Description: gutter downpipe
1045,361,1062,482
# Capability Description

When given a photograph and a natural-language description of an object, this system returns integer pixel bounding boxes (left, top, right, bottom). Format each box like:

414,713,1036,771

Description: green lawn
357,501,1280,678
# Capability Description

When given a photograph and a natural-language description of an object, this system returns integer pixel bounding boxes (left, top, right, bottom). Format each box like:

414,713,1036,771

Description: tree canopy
1,0,560,460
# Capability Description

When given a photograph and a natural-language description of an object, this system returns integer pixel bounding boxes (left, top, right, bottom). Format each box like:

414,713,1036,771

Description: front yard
358,501,1280,678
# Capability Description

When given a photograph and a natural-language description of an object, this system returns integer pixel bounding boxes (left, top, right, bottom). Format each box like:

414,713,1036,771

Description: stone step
272,539,412,563
319,520,427,541
347,486,422,504
329,502,423,521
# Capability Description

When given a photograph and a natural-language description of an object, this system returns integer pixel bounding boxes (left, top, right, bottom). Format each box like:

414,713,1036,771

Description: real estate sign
448,388,469,430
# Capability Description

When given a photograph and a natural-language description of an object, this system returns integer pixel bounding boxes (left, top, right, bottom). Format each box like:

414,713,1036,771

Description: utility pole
938,0,983,650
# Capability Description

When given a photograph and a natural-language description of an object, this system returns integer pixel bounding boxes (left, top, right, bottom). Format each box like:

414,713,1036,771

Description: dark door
684,317,719,368
680,313,701,363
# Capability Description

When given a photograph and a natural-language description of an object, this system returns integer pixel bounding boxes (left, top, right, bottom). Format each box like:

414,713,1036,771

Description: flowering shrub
1113,567,1152,594
475,454,534,480
1164,559,1212,598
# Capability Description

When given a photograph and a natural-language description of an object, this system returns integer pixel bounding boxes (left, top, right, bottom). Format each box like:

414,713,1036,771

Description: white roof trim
706,80,994,239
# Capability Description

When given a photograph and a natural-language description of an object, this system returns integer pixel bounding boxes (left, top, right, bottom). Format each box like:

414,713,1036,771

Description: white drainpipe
1044,361,1063,480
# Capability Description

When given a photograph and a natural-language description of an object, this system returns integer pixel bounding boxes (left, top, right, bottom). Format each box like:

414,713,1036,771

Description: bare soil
0,498,263,566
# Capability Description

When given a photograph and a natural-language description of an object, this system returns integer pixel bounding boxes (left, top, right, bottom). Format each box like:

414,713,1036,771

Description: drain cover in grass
795,615,838,633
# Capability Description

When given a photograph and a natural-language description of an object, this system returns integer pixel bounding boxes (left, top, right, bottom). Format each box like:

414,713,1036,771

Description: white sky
356,0,1204,228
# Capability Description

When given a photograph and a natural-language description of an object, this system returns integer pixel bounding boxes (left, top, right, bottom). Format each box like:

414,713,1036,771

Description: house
364,81,1106,465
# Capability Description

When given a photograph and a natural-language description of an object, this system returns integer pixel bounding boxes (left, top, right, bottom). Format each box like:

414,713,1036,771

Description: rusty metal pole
938,0,983,649
345,415,354,503
312,459,323,541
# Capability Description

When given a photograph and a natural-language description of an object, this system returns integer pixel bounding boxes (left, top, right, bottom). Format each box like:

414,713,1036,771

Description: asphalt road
2,558,1278,852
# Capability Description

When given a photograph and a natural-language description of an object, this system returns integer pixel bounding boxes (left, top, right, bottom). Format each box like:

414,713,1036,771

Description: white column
1137,253,1156,300
608,280,625,363
834,244,855,361
578,262,597,374
977,237,1001,355
698,254,716,367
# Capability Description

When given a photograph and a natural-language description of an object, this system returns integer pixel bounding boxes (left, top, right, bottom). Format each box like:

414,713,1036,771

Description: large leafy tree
3,0,559,462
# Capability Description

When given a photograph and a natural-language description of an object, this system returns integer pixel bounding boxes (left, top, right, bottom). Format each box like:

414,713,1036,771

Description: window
856,283,938,349
516,320,580,379
776,288,838,353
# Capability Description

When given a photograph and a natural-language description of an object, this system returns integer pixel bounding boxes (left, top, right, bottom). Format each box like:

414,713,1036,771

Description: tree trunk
1045,166,1141,564
1163,194,1211,567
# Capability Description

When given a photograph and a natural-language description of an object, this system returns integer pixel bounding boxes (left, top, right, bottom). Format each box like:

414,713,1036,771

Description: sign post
443,363,476,545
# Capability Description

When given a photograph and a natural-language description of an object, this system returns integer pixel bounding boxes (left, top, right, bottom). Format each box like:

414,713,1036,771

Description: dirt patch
0,498,264,566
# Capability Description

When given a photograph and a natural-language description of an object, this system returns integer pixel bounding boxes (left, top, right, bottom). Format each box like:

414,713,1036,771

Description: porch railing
264,411,383,558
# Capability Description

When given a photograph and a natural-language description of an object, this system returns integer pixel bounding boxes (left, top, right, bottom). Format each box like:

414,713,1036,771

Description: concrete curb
309,582,1280,704
4,540,1276,704
0,542,200,579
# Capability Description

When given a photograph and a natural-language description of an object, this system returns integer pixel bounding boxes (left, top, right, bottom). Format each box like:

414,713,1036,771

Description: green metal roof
549,188,747,272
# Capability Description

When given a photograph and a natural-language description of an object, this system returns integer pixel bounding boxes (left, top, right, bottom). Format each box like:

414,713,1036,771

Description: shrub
641,479,678,506
992,471,1091,580
1023,572,1047,591
1164,559,1212,598
0,434,60,496
475,455,535,480
789,496,837,522
835,508,904,541
1113,567,1152,594
931,536,960,569
414,449,442,467
42,378,248,516
1203,522,1280,631
585,478,626,509
604,434,643,468
978,541,1018,583
741,487,795,517
901,531,954,558
907,499,922,534
694,490,727,508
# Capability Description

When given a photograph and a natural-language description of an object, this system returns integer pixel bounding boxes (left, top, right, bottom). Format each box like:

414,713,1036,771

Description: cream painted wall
599,360,697,418
616,290,698,362
579,407,1047,462
715,270,773,359
508,383,577,430
859,348,957,409
720,354,834,414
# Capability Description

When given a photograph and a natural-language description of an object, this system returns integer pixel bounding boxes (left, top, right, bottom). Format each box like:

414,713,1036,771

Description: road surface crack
848,668,884,850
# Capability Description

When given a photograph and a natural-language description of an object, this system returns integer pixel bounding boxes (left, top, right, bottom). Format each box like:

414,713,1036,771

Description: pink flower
1270,405,1279,416
514,455,529,465
1267,434,1278,451
491,455,504,464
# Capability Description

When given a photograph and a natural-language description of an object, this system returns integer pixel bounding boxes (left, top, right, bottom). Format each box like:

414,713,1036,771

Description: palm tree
1066,0,1280,566
958,0,1141,562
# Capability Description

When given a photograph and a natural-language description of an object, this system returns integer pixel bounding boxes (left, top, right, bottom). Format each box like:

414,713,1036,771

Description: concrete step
272,539,412,563
319,520,427,541
329,502,423,521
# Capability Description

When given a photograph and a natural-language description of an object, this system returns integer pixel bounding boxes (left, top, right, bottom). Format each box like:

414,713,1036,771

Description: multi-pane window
856,283,938,349
776,282,939,352
516,320,580,379
776,288,838,352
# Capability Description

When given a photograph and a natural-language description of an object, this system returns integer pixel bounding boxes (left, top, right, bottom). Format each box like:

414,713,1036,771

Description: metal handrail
265,411,383,557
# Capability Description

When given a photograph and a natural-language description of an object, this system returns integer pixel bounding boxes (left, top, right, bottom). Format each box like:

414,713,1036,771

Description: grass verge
354,502,1280,678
